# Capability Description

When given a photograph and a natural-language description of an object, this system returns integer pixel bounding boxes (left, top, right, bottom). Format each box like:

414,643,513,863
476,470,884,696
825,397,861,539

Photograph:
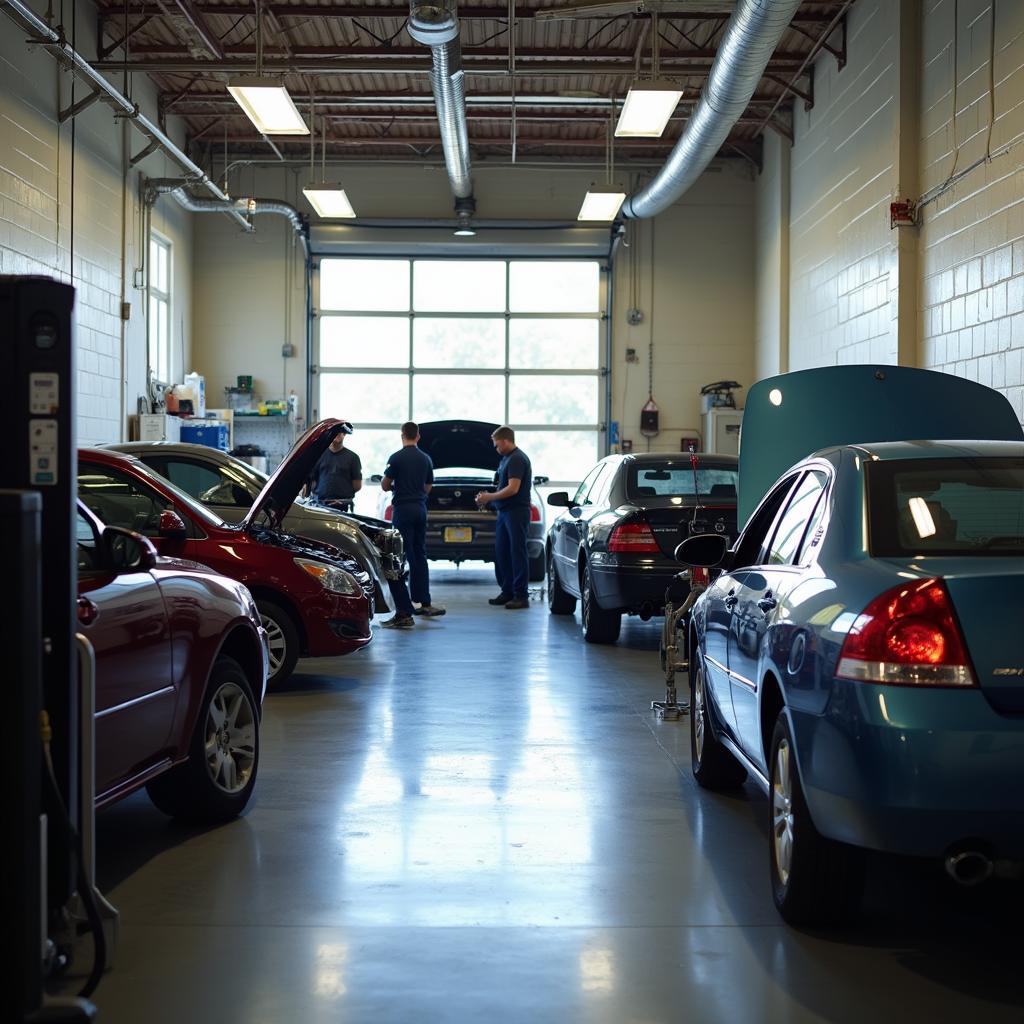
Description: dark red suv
79,420,373,687
78,502,267,820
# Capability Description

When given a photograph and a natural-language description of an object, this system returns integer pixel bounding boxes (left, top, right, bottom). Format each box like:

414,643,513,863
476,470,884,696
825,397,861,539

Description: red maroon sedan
79,420,373,687
78,501,268,820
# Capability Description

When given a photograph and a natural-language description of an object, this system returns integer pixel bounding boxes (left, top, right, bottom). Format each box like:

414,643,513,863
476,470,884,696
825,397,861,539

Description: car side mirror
675,533,729,568
158,509,188,540
103,526,157,572
369,474,383,484
232,484,253,507
547,491,574,508
533,475,550,485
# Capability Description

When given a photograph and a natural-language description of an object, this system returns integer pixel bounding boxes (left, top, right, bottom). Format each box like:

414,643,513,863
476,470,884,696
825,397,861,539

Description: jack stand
652,585,705,721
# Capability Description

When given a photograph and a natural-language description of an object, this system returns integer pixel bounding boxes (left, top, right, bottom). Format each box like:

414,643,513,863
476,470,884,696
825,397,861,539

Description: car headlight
294,558,361,595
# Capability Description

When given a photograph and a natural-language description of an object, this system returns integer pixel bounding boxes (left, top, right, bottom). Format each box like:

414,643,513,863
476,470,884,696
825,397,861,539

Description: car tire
768,711,864,925
528,549,546,583
690,657,747,789
547,546,576,615
581,562,620,643
146,656,260,823
257,599,299,687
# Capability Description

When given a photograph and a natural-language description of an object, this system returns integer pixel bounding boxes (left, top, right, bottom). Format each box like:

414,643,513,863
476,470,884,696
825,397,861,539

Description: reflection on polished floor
88,567,1023,1023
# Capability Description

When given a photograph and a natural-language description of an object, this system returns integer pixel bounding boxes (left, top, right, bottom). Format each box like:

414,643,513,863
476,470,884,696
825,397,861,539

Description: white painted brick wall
918,0,1024,421
0,0,193,445
788,0,900,370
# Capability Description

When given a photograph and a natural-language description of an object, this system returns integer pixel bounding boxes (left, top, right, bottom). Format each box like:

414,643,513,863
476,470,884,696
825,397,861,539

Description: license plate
444,526,473,543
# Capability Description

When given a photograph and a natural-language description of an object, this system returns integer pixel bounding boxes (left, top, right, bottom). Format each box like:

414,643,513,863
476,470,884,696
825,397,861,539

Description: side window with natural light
149,233,172,384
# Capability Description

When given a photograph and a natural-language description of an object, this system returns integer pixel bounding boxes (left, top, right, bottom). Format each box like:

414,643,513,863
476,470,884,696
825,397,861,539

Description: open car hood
417,419,500,472
241,419,349,531
738,366,1024,523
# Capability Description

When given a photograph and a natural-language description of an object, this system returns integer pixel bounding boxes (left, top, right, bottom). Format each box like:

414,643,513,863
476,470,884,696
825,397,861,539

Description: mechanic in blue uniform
380,421,446,628
476,425,532,610
308,422,361,512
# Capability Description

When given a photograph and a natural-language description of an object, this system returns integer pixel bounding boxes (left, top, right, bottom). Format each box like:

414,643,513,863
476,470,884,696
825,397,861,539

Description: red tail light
608,518,660,553
691,567,710,587
383,504,393,522
836,578,975,687
530,502,541,523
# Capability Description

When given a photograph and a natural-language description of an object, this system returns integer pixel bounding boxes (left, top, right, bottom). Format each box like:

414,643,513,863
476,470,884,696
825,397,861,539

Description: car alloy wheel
204,678,257,794
771,737,794,887
261,613,287,676
693,667,707,762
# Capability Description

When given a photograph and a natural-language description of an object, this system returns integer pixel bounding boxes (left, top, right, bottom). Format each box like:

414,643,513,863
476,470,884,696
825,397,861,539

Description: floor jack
652,583,705,721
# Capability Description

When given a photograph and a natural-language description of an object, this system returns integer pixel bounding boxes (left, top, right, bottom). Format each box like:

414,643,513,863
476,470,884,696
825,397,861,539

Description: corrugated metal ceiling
92,1,849,163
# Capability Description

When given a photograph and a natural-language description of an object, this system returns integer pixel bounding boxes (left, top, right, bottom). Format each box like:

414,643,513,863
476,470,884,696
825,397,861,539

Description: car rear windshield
867,457,1024,556
626,462,738,502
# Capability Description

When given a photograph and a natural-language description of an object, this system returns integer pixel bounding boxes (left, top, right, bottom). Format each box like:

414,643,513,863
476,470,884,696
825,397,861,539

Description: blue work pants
392,502,431,607
495,506,530,599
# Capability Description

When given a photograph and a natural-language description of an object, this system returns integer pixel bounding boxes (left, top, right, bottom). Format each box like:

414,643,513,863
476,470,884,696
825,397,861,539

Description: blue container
180,421,229,452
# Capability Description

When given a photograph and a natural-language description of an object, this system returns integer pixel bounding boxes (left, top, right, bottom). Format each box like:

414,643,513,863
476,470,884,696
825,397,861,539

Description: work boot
380,613,415,630
488,593,512,606
414,604,447,617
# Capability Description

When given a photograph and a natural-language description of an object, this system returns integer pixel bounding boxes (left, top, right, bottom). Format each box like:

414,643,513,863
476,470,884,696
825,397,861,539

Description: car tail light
691,567,710,587
836,578,975,687
530,502,541,523
608,518,660,553
384,504,393,522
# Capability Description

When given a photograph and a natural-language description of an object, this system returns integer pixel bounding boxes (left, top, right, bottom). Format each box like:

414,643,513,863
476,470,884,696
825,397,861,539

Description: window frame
148,231,173,384
313,256,608,487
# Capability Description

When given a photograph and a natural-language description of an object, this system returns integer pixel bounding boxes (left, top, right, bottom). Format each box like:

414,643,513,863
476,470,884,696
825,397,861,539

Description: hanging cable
985,0,996,160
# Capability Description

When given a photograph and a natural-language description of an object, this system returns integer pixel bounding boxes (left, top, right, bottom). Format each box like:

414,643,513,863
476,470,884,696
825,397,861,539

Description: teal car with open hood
678,365,1024,924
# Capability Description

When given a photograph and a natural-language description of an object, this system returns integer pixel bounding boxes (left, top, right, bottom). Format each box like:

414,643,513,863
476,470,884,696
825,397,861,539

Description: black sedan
546,453,739,643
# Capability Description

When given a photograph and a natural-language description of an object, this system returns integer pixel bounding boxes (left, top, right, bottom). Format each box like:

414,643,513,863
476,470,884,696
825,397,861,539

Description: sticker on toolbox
31,419,58,485
30,372,59,415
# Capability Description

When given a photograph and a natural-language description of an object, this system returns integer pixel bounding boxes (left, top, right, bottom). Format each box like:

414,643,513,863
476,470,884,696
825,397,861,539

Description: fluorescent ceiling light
578,188,626,222
615,80,683,138
303,183,357,219
228,77,309,135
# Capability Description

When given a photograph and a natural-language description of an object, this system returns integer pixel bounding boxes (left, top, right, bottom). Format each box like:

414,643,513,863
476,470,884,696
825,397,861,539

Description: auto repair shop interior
5,0,1024,1021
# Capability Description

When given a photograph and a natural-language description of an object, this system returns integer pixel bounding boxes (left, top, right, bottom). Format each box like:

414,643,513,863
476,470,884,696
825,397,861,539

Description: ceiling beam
97,2,847,23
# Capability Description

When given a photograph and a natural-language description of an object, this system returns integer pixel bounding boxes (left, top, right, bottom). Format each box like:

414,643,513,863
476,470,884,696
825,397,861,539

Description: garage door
313,257,608,492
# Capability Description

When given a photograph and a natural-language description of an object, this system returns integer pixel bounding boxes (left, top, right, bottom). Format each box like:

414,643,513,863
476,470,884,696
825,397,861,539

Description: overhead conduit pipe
1,0,250,231
623,0,803,220
144,179,310,255
407,0,477,229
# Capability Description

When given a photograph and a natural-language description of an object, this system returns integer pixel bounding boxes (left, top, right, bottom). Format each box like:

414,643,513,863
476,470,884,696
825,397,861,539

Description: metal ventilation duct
144,180,310,253
623,0,802,219
408,0,476,225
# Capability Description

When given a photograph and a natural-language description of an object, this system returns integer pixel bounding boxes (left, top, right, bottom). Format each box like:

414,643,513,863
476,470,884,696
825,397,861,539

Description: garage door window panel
414,318,505,369
414,374,505,422
510,320,599,370
509,261,600,313
510,376,597,424
320,317,410,368
320,259,410,312
413,261,505,313
321,373,409,423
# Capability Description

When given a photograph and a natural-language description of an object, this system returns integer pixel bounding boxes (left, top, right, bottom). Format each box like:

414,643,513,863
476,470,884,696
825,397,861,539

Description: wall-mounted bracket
130,140,161,167
59,88,102,124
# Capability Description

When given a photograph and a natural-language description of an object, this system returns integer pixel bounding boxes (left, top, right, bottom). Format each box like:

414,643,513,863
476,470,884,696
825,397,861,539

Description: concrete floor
82,567,1023,1023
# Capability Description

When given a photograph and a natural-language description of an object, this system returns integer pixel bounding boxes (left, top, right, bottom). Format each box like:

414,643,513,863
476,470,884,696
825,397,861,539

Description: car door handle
758,595,777,614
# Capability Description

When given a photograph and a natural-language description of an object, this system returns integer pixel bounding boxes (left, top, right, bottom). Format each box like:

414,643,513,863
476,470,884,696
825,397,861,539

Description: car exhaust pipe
944,848,994,886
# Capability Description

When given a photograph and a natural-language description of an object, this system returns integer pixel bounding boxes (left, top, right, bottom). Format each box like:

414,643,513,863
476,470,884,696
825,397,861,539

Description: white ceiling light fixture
227,1,308,136
303,110,357,218
578,110,625,222
615,13,682,139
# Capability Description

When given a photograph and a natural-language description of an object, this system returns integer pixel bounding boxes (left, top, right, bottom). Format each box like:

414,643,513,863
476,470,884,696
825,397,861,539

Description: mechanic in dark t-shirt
379,421,445,628
476,425,532,609
310,428,362,511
